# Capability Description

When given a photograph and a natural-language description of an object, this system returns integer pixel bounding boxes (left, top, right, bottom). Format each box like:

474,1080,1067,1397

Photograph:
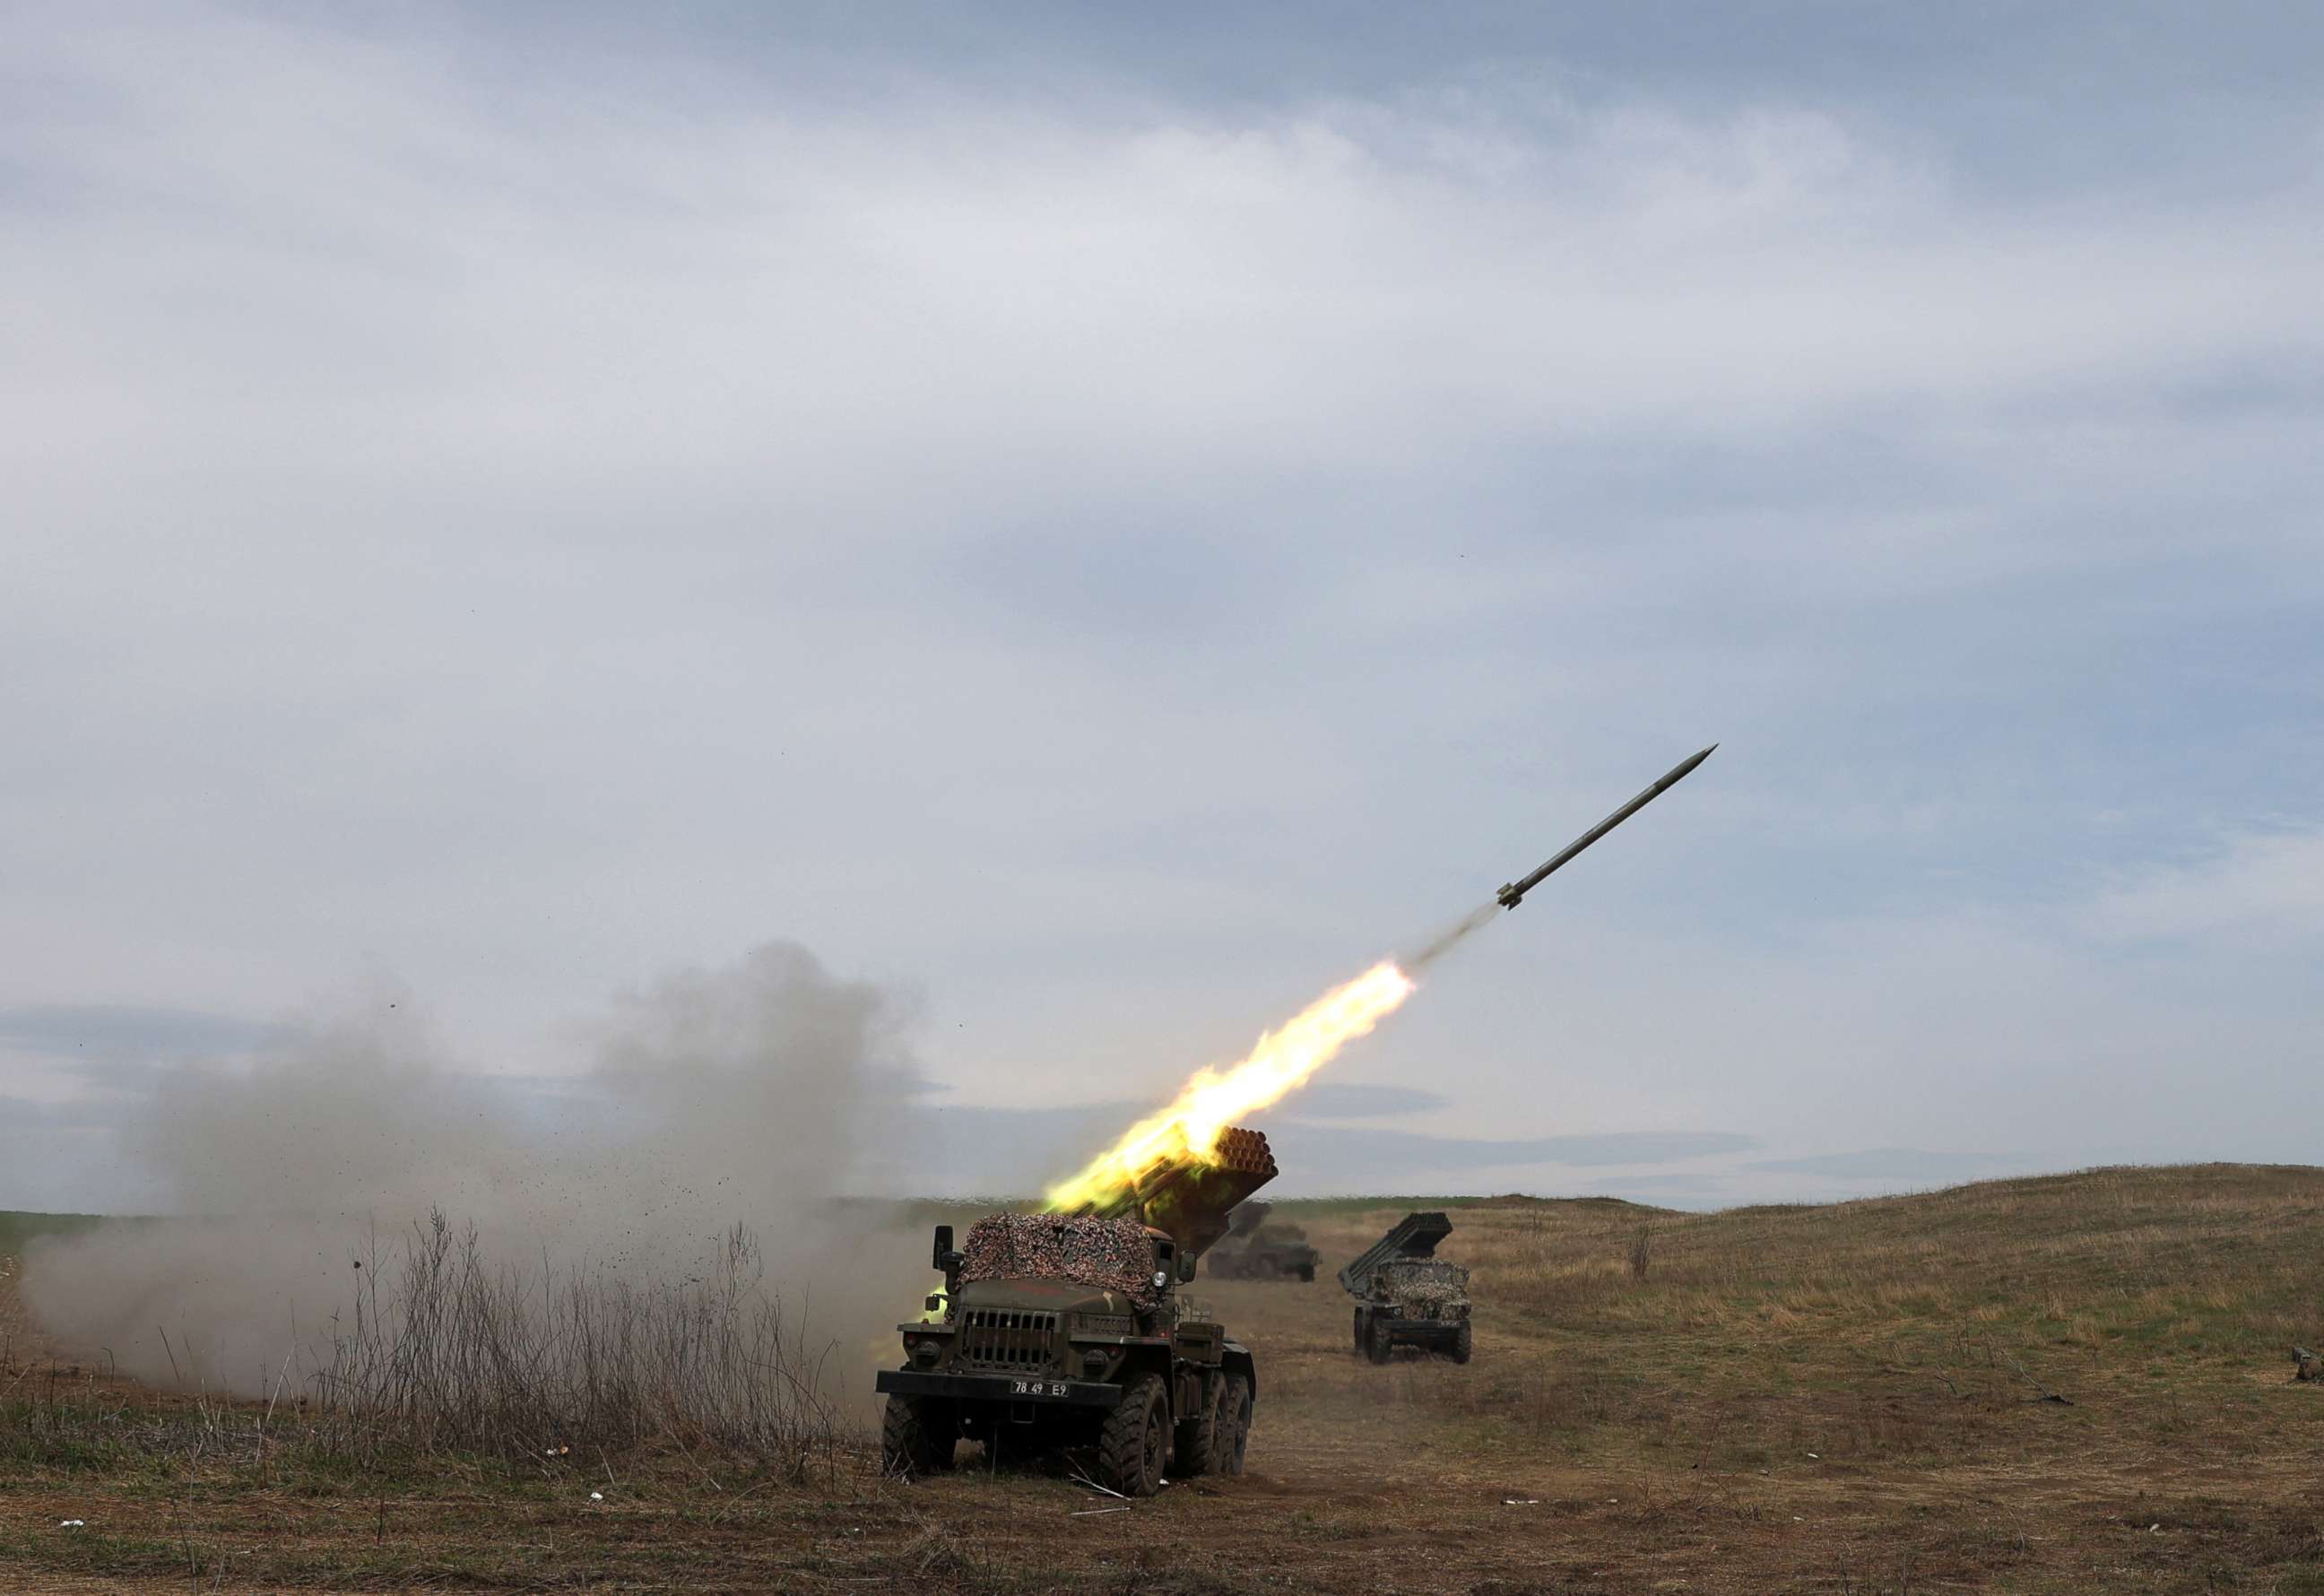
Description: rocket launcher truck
877,1128,1279,1496
1204,1201,1322,1282
1341,1210,1472,1364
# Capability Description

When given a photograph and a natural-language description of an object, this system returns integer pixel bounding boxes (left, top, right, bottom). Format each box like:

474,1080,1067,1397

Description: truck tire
1172,1371,1221,1478
1352,1308,1368,1354
1297,1262,1315,1282
880,1392,957,1478
1215,1373,1253,1475
1366,1314,1394,1365
1097,1374,1168,1497
1451,1320,1473,1364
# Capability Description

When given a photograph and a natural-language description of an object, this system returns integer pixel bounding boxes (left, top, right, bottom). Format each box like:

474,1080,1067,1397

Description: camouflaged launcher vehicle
877,1128,1278,1496
1341,1210,1472,1364
1202,1201,1320,1282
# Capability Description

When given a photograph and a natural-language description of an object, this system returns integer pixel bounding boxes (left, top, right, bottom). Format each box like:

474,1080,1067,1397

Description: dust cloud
22,942,933,1408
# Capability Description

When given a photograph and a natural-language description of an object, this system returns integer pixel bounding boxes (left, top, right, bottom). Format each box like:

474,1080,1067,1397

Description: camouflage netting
1376,1259,1469,1312
961,1214,1161,1307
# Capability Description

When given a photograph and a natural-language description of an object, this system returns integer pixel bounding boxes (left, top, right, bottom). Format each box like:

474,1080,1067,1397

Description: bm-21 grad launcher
878,1128,1278,1496
1204,1200,1322,1282
1343,1211,1472,1364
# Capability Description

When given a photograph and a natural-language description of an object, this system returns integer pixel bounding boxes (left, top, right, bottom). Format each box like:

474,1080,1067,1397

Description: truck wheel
1215,1373,1253,1475
1352,1308,1367,1354
1297,1262,1315,1282
1172,1371,1221,1477
1366,1314,1394,1365
1451,1320,1473,1364
880,1392,957,1478
1097,1374,1167,1497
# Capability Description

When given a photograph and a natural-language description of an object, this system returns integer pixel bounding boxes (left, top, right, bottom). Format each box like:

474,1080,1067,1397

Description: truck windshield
959,1214,1163,1305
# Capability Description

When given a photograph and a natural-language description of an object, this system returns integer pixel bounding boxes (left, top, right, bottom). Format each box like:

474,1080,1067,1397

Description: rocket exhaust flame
1040,743,1716,1217
1040,961,1416,1214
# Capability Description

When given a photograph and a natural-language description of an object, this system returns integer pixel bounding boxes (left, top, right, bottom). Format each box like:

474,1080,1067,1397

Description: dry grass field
4,1164,2323,1593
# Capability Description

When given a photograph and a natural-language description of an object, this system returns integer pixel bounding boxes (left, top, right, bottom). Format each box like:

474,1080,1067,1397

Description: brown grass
311,1210,843,1474
4,1164,2323,1593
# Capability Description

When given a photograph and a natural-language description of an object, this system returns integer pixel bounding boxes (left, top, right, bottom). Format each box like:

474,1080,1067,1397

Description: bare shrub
308,1210,841,1476
1629,1224,1653,1281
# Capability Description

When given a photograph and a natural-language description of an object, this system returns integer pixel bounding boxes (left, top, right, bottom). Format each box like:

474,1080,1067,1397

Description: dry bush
3,1211,846,1481
308,1210,842,1475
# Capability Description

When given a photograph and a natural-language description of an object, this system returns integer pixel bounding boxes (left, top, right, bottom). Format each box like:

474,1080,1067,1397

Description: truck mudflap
875,1369,1125,1408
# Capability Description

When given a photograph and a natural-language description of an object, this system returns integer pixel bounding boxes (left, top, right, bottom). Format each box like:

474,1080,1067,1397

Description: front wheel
1097,1374,1168,1497
1366,1314,1394,1365
1450,1319,1473,1364
1214,1372,1253,1475
880,1392,957,1478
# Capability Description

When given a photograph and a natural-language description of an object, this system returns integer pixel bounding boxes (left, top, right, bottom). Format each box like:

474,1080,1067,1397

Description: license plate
1010,1379,1070,1399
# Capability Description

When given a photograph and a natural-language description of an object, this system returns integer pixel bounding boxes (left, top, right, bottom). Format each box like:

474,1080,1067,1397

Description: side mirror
932,1225,954,1271
1179,1253,1198,1283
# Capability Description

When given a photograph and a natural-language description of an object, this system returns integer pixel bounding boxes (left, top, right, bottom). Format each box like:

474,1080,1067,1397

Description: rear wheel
880,1392,957,1478
1215,1373,1253,1475
1352,1308,1368,1354
1296,1262,1315,1282
1097,1375,1168,1497
1172,1371,1221,1477
1450,1320,1473,1364
1366,1314,1394,1365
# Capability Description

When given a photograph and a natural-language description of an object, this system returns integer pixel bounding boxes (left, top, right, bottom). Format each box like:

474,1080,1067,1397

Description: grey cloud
0,1094,130,1131
0,1006,293,1062
2083,829,2324,943
1273,1082,1452,1119
1264,1126,1756,1175
18,942,934,1400
824,1095,1750,1196
1744,1149,2012,1182
0,2,2318,1219
1580,1175,1730,1194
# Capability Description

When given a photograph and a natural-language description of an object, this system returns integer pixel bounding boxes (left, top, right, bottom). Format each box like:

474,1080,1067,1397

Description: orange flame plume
1041,960,1418,1213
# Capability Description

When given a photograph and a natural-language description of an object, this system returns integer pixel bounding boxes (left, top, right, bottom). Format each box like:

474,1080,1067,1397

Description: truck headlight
912,1340,941,1366
1080,1349,1109,1377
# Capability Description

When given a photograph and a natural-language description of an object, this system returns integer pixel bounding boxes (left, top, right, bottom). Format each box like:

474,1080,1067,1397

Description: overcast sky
4,2,2320,1210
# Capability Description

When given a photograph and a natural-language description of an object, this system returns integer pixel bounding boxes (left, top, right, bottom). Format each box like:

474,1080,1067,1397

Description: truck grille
958,1309,1059,1370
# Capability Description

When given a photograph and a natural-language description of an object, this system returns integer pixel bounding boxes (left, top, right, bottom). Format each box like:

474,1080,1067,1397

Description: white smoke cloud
23,943,930,1399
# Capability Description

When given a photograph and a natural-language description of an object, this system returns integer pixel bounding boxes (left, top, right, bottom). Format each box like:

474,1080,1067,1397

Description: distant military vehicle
1341,1211,1472,1364
1202,1201,1320,1282
876,1128,1278,1496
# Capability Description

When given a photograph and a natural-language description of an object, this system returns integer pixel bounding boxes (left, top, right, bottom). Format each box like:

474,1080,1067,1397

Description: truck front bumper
1382,1317,1466,1343
875,1369,1124,1409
